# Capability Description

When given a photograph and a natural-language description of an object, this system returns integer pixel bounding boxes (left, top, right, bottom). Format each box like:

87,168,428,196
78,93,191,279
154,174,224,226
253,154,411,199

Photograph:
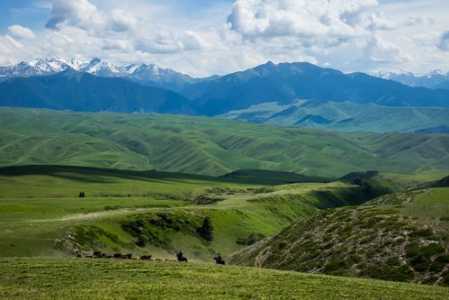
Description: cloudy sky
0,0,448,77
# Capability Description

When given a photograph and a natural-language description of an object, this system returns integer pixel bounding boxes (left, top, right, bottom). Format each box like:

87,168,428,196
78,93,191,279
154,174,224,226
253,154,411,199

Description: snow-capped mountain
0,58,198,92
378,70,449,90
0,58,71,78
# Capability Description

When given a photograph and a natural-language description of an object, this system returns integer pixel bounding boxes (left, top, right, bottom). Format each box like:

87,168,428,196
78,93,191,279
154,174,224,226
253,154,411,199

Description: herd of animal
81,251,226,265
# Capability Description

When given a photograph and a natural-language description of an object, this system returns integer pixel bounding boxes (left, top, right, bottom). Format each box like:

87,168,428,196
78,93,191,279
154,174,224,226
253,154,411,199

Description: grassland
0,165,372,260
1,258,449,300
1,107,449,178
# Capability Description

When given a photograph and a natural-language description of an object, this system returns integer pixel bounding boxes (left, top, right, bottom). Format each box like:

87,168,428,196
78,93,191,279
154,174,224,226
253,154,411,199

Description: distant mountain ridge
0,69,194,114
1,59,449,130
379,71,449,90
0,58,198,92
185,62,449,115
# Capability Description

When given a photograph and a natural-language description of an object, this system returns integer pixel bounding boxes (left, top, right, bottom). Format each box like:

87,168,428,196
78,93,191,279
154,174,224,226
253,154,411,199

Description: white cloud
227,0,385,42
1,0,449,76
109,9,137,32
46,0,103,30
438,31,449,51
364,35,408,64
8,25,35,39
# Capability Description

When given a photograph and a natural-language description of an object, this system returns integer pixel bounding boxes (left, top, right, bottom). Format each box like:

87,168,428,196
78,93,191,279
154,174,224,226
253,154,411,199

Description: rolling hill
222,100,449,133
1,108,449,178
230,183,449,286
0,165,379,259
0,70,194,114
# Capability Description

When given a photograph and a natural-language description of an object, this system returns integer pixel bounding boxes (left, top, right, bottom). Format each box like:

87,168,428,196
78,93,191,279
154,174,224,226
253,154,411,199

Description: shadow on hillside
0,165,329,186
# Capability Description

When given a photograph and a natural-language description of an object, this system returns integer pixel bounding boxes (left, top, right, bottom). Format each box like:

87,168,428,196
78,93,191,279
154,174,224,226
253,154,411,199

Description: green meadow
1,259,449,300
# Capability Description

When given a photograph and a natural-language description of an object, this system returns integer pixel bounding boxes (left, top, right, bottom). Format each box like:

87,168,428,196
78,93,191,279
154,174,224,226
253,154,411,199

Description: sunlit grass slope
1,107,449,177
1,259,448,300
0,165,369,259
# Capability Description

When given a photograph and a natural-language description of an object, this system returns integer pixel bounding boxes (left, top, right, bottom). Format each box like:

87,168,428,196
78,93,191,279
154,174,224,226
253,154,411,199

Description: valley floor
1,258,449,300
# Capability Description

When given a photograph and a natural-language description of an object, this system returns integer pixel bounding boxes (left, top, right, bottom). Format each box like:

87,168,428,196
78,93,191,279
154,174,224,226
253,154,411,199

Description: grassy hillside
222,100,449,133
230,185,449,286
0,165,372,259
1,259,449,300
1,107,449,178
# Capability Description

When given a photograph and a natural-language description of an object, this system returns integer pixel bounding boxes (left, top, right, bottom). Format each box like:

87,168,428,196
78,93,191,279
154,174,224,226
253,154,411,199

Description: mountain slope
1,108,449,177
185,62,449,116
230,185,449,285
222,100,449,133
0,70,194,114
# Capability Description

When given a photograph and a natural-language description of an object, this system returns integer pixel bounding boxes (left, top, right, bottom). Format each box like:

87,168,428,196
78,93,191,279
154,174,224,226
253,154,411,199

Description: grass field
1,107,449,178
0,165,371,259
1,258,449,300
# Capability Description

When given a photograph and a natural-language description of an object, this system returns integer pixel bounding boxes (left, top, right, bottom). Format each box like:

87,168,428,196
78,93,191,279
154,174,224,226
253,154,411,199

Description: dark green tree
197,217,213,242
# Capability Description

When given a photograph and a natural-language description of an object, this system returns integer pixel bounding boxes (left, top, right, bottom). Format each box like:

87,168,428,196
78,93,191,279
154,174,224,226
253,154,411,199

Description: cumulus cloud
109,9,137,32
364,35,408,64
1,0,448,76
8,25,35,39
227,0,388,43
438,31,449,51
135,30,208,54
46,0,103,30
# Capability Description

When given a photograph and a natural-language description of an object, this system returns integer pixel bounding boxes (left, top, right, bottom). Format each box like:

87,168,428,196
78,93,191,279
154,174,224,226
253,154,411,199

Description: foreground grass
1,258,448,300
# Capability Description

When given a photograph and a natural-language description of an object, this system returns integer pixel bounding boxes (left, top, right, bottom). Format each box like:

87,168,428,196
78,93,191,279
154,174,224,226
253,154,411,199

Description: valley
2,0,449,298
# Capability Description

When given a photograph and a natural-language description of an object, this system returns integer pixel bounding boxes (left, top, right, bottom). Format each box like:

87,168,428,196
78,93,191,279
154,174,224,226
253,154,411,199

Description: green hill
222,100,449,133
230,184,449,286
1,107,449,178
0,165,378,259
1,258,449,300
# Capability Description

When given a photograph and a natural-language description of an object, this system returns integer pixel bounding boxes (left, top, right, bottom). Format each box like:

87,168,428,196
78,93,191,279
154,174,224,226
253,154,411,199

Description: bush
197,217,213,242
236,233,266,246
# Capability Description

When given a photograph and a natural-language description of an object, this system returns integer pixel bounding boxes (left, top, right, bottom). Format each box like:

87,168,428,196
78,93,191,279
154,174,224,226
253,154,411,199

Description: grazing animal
140,255,152,261
176,251,188,262
79,192,85,198
214,255,226,265
93,251,103,258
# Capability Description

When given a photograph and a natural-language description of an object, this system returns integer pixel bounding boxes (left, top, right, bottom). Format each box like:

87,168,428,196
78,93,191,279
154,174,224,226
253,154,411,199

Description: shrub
197,217,213,242
236,233,266,246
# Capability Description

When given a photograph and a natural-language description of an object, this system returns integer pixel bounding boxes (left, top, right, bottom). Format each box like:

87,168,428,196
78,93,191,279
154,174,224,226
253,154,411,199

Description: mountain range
0,58,197,92
0,69,193,114
379,71,449,90
1,59,449,132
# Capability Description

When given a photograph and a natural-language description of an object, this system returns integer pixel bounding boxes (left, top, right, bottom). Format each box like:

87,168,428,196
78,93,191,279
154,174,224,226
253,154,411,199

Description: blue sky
0,0,448,76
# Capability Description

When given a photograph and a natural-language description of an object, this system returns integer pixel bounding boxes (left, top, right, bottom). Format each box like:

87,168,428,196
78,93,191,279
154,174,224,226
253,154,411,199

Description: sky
0,0,449,77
